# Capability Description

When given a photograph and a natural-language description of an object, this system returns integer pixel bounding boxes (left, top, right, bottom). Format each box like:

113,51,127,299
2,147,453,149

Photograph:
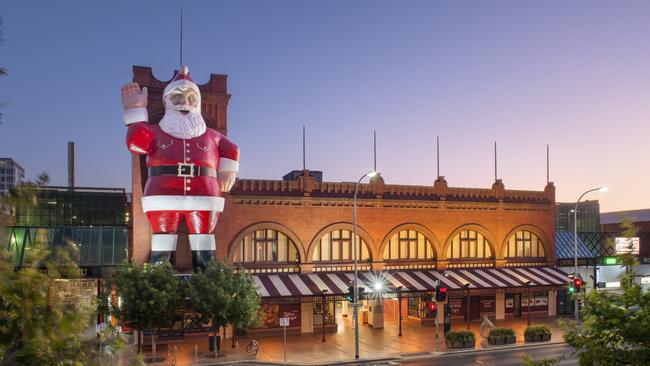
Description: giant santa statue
121,65,239,271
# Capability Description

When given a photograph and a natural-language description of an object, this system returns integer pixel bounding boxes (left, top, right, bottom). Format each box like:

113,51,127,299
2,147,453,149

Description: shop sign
280,303,301,327
279,317,289,327
449,298,463,317
615,237,639,255
641,277,650,284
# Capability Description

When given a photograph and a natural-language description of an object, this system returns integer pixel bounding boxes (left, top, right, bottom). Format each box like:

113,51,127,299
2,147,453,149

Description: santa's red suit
123,66,239,269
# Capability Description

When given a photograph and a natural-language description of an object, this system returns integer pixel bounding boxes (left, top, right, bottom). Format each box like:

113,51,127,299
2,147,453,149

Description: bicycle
245,338,259,356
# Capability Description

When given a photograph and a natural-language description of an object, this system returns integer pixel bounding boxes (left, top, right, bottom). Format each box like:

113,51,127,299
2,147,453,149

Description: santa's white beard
159,109,207,139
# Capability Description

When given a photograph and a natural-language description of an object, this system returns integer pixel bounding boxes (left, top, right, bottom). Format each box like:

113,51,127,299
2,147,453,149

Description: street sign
279,317,290,327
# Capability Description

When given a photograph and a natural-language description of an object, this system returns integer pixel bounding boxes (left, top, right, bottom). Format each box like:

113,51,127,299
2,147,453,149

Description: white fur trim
124,108,148,125
141,195,225,212
218,158,239,172
189,234,216,251
151,234,178,251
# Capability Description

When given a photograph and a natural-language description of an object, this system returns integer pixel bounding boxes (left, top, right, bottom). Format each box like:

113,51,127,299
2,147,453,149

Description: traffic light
435,286,448,302
347,285,354,302
573,278,582,292
427,302,437,313
358,287,366,300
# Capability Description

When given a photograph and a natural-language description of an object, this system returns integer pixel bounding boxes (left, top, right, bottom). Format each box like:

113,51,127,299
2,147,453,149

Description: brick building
129,66,567,335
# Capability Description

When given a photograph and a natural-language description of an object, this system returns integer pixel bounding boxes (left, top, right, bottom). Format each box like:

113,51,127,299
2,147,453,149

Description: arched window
234,229,300,264
446,230,493,259
312,229,370,262
504,230,545,258
383,230,435,261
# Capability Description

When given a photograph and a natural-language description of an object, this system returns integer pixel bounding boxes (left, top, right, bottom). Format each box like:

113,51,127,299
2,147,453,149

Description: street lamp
353,170,377,359
574,186,607,323
464,282,471,330
524,280,532,326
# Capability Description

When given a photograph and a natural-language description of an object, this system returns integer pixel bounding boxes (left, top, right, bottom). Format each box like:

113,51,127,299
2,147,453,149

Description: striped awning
251,267,569,298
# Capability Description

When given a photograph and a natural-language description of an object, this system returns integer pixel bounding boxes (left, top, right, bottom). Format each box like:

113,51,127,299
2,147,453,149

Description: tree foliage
186,261,260,356
562,220,650,365
0,177,96,365
104,260,181,358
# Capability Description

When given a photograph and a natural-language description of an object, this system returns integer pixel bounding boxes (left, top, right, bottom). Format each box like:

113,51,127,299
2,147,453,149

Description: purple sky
1,1,649,212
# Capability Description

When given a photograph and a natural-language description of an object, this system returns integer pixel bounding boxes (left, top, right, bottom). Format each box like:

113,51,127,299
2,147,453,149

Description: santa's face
159,86,206,139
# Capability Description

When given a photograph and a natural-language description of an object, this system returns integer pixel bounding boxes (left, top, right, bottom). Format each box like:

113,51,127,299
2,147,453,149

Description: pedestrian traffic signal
427,302,438,313
347,285,354,302
573,278,582,292
435,286,448,302
358,287,366,300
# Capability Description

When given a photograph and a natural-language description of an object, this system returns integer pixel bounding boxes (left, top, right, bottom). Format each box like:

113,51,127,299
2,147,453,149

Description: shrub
525,325,552,342
445,330,476,343
489,327,515,338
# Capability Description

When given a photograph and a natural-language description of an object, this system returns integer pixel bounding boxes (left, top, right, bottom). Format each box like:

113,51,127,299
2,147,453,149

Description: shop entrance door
462,296,482,321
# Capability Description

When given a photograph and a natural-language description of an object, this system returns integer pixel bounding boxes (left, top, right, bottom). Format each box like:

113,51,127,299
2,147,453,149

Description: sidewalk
118,314,568,365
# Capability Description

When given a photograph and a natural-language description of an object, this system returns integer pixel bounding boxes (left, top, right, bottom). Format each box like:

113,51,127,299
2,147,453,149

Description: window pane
267,229,276,239
278,234,288,262
332,230,340,239
417,239,425,259
470,240,476,257
400,241,408,259
409,241,416,259
256,241,265,261
332,241,340,260
322,238,330,261
255,230,265,238
289,243,298,262
390,236,399,259
342,242,350,260
361,242,368,260
485,243,492,257
342,230,350,239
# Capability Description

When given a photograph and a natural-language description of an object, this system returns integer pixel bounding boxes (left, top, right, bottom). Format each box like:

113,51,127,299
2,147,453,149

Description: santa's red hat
163,65,201,97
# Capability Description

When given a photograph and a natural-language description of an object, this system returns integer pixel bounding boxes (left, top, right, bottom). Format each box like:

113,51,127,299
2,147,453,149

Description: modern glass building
0,158,25,195
4,186,129,275
556,200,600,232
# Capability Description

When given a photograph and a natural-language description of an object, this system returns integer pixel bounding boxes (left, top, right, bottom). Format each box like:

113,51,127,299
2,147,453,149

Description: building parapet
230,171,555,205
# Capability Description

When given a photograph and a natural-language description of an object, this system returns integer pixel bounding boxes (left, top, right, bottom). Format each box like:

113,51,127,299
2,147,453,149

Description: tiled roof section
556,231,594,259
230,172,555,205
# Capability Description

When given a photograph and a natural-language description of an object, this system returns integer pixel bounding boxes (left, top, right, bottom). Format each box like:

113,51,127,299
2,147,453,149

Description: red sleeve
125,122,155,154
217,134,240,171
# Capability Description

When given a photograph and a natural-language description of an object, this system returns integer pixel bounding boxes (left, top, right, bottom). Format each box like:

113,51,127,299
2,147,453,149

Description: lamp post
322,288,328,343
464,282,471,330
524,280,532,326
353,171,377,359
574,186,607,323
396,286,403,337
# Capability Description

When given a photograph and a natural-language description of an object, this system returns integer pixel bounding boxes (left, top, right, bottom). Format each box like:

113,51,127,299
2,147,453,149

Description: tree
0,177,96,365
105,260,181,362
186,261,260,357
562,220,650,365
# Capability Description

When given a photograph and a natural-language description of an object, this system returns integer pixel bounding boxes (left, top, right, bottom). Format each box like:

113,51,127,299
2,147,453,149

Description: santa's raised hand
121,82,148,111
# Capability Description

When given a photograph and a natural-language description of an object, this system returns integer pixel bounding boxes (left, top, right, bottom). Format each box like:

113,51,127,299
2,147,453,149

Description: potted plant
524,325,552,342
445,331,476,349
487,327,516,345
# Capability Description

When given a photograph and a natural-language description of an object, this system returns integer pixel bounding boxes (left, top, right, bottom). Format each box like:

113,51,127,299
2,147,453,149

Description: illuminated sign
615,237,640,255
605,282,621,288
603,257,617,265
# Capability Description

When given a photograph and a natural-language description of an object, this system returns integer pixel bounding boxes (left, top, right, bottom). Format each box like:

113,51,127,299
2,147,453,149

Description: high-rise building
556,200,600,232
0,158,25,195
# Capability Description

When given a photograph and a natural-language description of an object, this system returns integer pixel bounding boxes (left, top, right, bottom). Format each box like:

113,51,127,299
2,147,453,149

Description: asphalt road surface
363,344,577,366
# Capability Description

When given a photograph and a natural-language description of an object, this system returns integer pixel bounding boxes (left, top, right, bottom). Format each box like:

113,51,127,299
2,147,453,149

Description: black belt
149,164,217,178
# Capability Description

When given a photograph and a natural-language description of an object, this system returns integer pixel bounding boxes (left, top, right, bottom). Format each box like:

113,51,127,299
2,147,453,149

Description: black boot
150,250,174,264
192,250,214,272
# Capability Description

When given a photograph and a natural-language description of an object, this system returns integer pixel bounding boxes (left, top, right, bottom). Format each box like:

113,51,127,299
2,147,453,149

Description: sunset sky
1,0,649,212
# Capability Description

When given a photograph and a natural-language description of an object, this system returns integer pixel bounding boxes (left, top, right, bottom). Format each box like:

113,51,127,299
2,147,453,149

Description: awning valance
251,266,569,298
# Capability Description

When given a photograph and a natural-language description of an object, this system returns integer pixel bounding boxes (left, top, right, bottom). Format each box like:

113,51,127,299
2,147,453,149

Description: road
364,344,577,366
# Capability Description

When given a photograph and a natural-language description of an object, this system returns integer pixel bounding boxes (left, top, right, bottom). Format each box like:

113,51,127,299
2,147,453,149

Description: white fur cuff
218,158,239,172
124,108,148,125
